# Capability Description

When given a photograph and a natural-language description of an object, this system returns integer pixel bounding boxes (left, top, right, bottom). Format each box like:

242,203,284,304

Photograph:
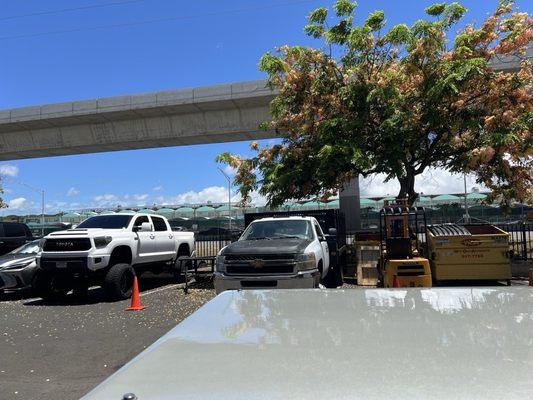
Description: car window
240,220,312,240
77,215,133,229
3,223,27,237
133,216,149,228
151,216,167,232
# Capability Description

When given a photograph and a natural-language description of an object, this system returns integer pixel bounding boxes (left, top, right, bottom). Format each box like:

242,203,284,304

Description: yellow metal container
427,224,511,281
383,257,432,288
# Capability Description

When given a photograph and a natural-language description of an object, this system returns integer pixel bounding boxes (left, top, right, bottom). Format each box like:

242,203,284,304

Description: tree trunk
397,168,418,206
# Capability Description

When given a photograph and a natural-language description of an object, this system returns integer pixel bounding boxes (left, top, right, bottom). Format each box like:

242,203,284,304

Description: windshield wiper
271,235,301,239
246,237,272,241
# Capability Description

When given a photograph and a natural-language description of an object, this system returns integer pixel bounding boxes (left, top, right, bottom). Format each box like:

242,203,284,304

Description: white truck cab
214,216,336,293
36,213,194,300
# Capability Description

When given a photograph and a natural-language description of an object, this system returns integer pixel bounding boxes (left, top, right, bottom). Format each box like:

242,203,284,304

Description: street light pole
217,168,232,231
7,179,45,236
463,174,470,223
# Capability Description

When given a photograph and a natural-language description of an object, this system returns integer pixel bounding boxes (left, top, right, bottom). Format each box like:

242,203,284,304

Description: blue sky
0,0,529,214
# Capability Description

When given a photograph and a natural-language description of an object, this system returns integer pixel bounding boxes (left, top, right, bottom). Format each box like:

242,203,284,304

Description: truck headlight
295,253,315,271
215,255,226,272
94,236,112,248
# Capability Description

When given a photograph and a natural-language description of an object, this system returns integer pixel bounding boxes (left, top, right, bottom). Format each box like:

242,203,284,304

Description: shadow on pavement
17,275,180,306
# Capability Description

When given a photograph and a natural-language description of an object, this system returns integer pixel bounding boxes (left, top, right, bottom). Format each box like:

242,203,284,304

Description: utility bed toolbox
427,224,511,281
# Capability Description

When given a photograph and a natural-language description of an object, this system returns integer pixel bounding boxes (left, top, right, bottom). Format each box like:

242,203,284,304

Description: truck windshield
77,215,133,229
240,220,312,241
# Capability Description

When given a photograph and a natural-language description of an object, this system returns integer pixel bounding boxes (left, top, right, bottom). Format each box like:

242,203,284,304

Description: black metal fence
191,222,532,261
494,222,532,261
194,234,236,257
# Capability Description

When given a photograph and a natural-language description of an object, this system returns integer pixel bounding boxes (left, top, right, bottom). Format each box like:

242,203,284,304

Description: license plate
56,261,67,269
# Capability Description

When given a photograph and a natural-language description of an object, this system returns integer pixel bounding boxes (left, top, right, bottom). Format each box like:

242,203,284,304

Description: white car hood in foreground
82,288,533,400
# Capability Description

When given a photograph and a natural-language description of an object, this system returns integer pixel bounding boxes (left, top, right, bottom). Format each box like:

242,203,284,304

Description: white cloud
8,197,27,210
152,185,164,192
134,194,149,201
360,168,487,198
66,187,79,197
94,194,118,202
171,186,229,204
223,165,236,176
0,164,19,177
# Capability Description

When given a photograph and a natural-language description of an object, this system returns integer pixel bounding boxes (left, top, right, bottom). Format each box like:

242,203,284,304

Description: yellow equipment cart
378,201,432,288
427,224,511,284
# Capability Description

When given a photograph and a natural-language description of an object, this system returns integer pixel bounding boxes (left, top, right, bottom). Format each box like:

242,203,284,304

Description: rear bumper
214,269,320,294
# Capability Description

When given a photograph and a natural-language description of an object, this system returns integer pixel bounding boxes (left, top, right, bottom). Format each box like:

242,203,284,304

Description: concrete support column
339,176,361,233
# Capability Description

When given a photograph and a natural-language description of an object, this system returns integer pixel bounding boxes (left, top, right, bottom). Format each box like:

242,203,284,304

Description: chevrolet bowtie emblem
251,259,265,268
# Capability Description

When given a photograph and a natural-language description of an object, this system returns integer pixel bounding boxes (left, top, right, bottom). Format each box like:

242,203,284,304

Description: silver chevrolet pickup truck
82,287,533,399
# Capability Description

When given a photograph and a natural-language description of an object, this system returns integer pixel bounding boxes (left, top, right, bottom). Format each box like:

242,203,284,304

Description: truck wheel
103,263,134,300
34,272,69,301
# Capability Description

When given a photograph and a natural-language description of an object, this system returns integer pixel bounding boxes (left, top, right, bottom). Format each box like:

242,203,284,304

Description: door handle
150,234,155,239
169,235,173,239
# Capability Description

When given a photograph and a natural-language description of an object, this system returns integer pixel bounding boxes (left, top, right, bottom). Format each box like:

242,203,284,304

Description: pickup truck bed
82,288,533,399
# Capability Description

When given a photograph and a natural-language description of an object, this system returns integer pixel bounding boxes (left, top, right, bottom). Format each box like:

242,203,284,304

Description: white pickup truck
36,213,194,300
214,216,341,293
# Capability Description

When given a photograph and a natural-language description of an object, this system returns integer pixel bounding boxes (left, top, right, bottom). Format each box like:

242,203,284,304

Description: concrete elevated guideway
0,80,276,160
0,48,528,161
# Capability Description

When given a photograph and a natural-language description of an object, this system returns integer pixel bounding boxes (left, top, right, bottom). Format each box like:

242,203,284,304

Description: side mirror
328,228,337,236
141,222,153,232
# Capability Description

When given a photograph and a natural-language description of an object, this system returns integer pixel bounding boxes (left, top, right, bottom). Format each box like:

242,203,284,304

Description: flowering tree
218,1,532,206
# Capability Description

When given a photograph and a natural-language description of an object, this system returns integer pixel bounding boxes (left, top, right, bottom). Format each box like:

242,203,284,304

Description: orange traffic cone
392,275,401,288
125,275,146,311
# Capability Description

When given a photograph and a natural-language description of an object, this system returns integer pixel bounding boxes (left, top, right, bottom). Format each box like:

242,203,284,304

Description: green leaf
365,10,385,31
308,7,328,23
442,2,467,26
383,24,410,45
333,0,357,17
304,24,325,38
258,52,284,74
425,3,446,16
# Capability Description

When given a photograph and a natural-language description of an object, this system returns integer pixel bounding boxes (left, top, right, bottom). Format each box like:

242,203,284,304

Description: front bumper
0,264,38,291
37,252,110,272
214,269,320,294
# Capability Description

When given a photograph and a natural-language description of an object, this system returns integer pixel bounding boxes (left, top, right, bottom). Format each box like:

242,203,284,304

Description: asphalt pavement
0,278,215,400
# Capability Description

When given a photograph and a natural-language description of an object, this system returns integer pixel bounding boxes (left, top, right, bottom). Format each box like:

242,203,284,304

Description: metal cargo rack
177,256,216,294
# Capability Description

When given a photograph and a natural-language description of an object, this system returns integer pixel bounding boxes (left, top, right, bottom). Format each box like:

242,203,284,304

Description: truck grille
43,238,92,251
225,254,295,261
225,254,295,275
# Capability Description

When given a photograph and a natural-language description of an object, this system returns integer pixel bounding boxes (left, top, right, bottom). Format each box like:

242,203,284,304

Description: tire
103,263,134,300
34,271,69,301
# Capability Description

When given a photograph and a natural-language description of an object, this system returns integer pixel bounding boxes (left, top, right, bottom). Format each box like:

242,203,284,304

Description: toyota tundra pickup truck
214,216,341,293
35,213,194,300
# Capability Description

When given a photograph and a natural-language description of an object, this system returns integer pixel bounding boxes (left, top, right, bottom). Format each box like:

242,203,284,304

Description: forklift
378,199,432,288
